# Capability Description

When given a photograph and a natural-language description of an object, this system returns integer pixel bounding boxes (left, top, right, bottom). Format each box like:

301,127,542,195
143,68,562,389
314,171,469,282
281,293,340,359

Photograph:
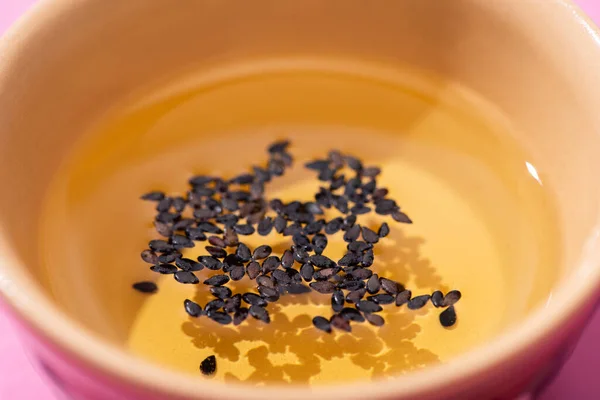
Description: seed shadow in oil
181,227,443,384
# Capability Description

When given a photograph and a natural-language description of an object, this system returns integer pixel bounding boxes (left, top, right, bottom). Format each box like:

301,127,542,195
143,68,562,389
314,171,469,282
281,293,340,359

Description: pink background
1,1,600,398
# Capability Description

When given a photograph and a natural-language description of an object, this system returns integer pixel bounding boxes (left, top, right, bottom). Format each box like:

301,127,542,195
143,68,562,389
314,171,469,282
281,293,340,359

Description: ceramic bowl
1,1,600,399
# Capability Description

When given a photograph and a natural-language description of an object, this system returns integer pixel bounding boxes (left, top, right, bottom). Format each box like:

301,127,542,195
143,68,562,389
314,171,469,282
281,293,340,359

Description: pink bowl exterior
3,294,598,400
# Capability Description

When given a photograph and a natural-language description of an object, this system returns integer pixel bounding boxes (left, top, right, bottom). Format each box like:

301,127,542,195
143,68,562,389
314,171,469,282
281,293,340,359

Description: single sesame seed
132,281,158,293
200,355,217,375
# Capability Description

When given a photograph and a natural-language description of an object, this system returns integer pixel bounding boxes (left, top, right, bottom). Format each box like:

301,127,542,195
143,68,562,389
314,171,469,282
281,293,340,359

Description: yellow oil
39,59,560,385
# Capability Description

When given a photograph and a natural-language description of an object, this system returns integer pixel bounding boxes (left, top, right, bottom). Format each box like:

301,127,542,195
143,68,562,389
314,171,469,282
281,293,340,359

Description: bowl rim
1,0,600,398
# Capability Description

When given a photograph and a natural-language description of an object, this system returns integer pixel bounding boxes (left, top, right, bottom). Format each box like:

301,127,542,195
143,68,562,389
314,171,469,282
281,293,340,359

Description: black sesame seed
156,197,173,212
249,305,270,323
314,267,341,281
174,271,199,284
203,274,230,286
286,283,312,294
362,250,375,268
328,150,345,167
155,211,180,224
268,159,285,176
292,233,311,250
330,314,352,332
395,290,412,306
257,217,273,236
262,256,281,273
272,270,292,284
150,264,178,274
172,234,195,249
378,222,390,238
222,197,239,212
292,247,310,263
223,254,243,268
325,217,343,235
309,254,336,269
211,286,233,299
312,316,332,333
408,295,431,310
331,290,345,312
350,204,371,215
132,281,158,293
186,228,207,241
362,166,381,178
330,175,346,191
268,140,290,154
154,221,173,237
350,268,373,280
374,199,397,215
260,284,281,300
148,239,173,253
246,261,261,279
242,293,267,307
367,294,395,305
223,228,239,247
440,305,457,327
233,224,255,235
224,294,242,313
230,173,255,185
392,210,413,224
339,308,365,323
176,257,203,271
357,300,382,313
197,222,222,234
158,252,180,263
256,275,275,289
380,278,401,295
188,175,215,187
304,220,325,235
343,225,361,242
361,227,379,244
345,156,363,171
253,245,272,260
300,263,314,282
338,252,361,267
198,256,223,271
184,299,203,317
309,281,336,294
200,355,217,375
253,166,271,182
365,313,385,326
311,234,328,255
205,299,225,312
141,191,165,201
205,246,227,258
305,159,330,171
342,280,366,291
283,223,302,236
273,216,287,233
431,290,444,307
208,236,226,248
233,307,249,325
346,288,366,304
235,243,252,262
443,290,462,307
305,202,324,215
216,214,239,227
347,241,372,253
208,311,232,325
367,274,381,294
141,250,158,264
172,197,186,212
281,250,295,269
342,215,357,231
